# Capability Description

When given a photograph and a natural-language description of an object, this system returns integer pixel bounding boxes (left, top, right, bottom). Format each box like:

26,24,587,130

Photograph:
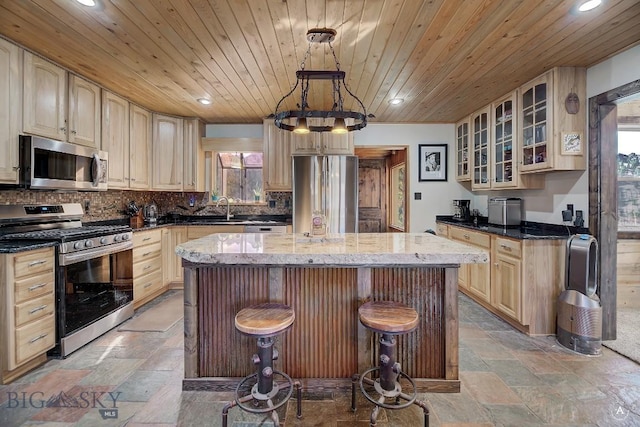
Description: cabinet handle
29,333,48,344
60,127,67,132
143,251,152,257
143,237,151,241
28,283,47,292
28,260,47,267
29,304,48,314
144,264,152,270
144,283,153,288
71,130,77,135
13,166,20,171
500,244,512,251
463,234,470,240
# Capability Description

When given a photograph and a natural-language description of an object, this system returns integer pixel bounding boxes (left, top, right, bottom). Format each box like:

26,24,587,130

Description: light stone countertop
175,232,488,266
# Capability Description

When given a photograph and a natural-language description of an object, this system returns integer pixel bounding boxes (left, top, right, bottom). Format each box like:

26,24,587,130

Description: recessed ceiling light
197,98,212,105
578,0,602,12
76,0,96,6
388,98,404,105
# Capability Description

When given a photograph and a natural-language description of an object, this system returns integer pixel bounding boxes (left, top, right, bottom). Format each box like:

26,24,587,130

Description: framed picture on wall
390,163,405,230
418,144,447,181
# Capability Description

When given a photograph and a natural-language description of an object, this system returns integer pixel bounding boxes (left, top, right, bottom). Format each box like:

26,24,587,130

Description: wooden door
358,158,387,232
102,90,130,188
0,38,20,184
129,105,152,189
68,74,101,148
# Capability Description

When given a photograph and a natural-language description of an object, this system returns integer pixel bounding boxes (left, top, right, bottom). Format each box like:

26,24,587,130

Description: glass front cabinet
471,106,491,190
491,93,516,188
518,67,586,173
455,117,471,181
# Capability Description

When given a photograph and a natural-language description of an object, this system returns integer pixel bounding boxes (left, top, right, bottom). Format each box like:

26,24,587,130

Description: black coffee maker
452,200,471,221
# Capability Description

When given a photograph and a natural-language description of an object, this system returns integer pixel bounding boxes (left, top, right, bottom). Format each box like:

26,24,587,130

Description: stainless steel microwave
19,135,108,191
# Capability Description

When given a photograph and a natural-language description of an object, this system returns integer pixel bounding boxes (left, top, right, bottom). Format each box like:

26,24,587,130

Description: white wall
354,123,471,232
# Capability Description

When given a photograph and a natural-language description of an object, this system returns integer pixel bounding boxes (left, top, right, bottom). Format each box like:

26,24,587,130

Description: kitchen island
175,232,487,393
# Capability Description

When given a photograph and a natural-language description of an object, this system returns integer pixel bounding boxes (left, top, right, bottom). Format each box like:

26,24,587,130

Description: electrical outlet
84,200,90,212
567,204,574,216
562,209,572,222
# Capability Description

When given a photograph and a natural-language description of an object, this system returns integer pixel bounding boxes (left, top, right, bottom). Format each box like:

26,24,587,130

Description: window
215,152,263,202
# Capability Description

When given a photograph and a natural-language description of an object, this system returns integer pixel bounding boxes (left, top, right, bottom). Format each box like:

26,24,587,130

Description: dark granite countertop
89,215,292,232
0,240,58,253
436,215,589,240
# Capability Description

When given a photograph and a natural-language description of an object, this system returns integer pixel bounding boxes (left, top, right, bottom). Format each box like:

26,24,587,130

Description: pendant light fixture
272,28,371,133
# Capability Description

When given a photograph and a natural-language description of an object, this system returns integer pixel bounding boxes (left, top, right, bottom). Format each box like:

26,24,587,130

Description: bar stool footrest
358,367,417,410
235,370,294,415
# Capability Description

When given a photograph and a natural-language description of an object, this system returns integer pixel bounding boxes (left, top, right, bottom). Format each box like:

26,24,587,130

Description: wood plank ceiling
1,0,639,125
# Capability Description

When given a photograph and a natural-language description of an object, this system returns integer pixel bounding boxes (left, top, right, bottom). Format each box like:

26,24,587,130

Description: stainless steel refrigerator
293,155,358,234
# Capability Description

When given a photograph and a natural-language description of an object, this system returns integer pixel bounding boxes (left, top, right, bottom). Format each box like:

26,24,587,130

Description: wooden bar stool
351,301,430,426
222,303,302,426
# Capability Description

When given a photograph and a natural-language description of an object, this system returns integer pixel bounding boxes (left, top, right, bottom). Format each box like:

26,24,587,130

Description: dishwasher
244,224,288,233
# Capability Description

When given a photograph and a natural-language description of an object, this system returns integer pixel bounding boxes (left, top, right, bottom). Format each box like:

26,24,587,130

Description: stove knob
114,235,121,242
100,237,108,244
85,240,93,248
74,241,82,250
121,233,130,241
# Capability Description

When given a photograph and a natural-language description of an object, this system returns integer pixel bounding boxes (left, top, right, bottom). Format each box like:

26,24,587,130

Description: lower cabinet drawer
14,272,55,304
134,269,164,301
133,254,162,278
14,314,55,367
15,293,55,327
449,227,490,248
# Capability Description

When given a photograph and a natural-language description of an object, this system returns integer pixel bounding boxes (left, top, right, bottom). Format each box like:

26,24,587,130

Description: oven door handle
59,240,133,266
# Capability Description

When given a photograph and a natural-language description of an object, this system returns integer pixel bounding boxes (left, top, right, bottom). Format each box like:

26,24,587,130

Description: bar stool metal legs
221,303,302,426
351,301,430,427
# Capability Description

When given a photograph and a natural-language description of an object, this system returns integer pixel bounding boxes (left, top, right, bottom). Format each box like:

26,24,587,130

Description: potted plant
253,187,261,202
211,190,219,202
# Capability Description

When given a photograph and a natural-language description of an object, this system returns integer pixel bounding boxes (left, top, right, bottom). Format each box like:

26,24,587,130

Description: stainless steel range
0,203,134,357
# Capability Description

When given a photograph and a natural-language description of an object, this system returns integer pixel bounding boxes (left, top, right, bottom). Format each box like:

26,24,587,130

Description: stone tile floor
1,291,639,426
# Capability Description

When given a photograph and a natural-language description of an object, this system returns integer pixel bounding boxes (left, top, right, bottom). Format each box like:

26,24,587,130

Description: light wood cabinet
470,106,491,190
445,223,565,335
435,223,449,237
491,237,522,321
1,247,55,383
68,75,101,148
132,229,165,308
449,226,491,302
23,52,100,148
22,51,67,140
0,38,21,184
129,104,152,189
290,118,354,155
101,90,130,188
163,226,186,286
152,114,183,190
455,117,471,182
263,119,292,191
183,118,204,192
519,67,586,173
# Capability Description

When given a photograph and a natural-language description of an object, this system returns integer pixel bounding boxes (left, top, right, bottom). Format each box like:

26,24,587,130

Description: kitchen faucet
215,196,233,221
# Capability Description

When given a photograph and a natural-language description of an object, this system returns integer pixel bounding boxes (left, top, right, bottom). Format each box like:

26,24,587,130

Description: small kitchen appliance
488,197,522,226
144,203,158,225
452,200,471,222
557,234,602,355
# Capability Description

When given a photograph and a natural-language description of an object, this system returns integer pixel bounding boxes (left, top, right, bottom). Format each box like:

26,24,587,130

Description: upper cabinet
263,119,292,191
0,38,21,184
129,104,152,190
291,118,354,155
183,118,205,192
23,51,101,148
152,114,183,191
455,117,470,182
519,67,586,173
471,106,491,190
23,52,66,141
101,90,130,189
67,75,101,148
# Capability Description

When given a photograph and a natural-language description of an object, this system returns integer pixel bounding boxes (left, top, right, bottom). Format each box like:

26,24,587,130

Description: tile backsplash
0,189,292,222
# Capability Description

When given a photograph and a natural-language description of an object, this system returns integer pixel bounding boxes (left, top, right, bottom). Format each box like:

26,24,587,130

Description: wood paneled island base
176,233,488,393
